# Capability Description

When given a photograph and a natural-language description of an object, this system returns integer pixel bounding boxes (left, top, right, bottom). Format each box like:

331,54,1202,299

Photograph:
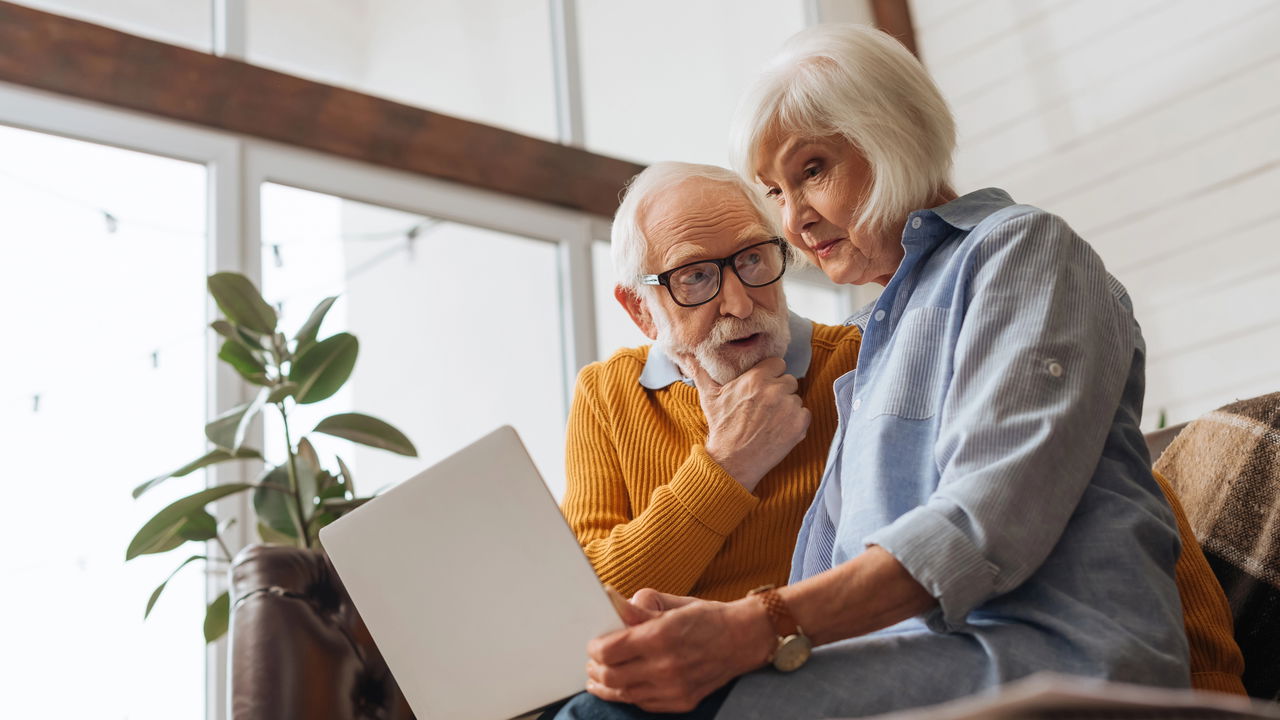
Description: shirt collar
924,187,1015,231
638,311,814,390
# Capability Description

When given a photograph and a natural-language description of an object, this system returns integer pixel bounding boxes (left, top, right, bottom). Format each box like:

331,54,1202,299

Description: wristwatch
748,584,812,672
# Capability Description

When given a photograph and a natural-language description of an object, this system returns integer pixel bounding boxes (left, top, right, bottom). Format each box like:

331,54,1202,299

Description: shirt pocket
871,306,949,420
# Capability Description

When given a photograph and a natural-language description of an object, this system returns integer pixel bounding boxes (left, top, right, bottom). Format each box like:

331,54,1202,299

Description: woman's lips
811,238,845,259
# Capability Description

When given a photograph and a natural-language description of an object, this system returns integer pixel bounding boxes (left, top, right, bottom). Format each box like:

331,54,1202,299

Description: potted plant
125,271,417,642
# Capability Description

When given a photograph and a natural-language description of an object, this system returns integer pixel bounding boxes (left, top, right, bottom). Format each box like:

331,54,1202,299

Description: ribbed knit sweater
560,321,862,601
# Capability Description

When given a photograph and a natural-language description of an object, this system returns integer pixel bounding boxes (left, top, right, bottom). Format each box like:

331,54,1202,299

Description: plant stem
214,533,234,563
278,402,311,549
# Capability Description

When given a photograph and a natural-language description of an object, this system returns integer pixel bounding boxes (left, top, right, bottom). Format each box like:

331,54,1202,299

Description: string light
1,183,445,415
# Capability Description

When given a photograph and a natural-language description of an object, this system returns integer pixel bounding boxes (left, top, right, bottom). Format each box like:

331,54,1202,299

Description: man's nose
717,268,753,319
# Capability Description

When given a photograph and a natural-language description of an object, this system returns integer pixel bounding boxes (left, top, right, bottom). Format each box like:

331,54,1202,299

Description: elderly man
558,161,862,602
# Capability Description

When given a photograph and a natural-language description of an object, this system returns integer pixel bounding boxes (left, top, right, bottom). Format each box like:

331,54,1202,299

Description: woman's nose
782,193,818,236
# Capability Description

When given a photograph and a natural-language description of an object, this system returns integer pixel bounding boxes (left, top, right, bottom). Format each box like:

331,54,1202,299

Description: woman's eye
802,163,820,179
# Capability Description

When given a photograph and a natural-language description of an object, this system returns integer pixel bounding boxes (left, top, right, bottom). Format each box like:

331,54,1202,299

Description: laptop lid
319,425,623,720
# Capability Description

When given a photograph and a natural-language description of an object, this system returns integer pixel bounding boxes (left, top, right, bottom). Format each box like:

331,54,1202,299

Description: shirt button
873,309,886,322
1047,360,1064,377
852,398,862,411
911,217,922,229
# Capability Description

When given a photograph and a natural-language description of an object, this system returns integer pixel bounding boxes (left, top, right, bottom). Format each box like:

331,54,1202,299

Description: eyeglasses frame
638,237,790,308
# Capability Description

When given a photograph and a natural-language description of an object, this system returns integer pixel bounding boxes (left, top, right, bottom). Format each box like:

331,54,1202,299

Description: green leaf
126,483,254,560
211,320,264,351
308,511,338,535
256,521,296,546
208,272,277,335
317,482,347,501
144,554,206,620
313,413,417,457
295,437,326,508
204,591,230,644
267,382,298,404
204,389,268,452
133,447,262,499
294,296,338,351
335,455,355,497
288,333,358,404
320,497,370,514
253,465,298,539
178,510,218,541
218,340,270,386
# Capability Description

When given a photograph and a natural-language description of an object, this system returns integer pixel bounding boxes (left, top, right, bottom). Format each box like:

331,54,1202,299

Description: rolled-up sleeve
864,210,1137,631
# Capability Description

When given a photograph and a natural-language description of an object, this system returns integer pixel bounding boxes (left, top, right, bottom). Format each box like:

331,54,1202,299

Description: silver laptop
319,425,623,720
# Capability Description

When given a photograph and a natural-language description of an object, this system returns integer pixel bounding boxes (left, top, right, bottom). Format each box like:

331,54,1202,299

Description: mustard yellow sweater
561,322,862,601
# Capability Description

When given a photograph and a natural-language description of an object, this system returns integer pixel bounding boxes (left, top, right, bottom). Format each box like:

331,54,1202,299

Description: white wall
912,0,1280,429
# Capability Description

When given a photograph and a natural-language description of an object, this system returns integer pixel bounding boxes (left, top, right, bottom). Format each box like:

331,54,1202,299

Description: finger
629,588,667,614
643,590,699,611
587,657,658,692
587,677,659,705
689,362,721,394
750,356,787,378
615,591,660,627
587,628,643,666
776,372,799,394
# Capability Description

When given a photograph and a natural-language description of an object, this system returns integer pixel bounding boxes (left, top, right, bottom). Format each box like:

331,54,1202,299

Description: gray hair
730,24,956,237
611,161,783,291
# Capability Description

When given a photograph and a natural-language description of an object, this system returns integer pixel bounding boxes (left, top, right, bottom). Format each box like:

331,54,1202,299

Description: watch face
773,634,812,672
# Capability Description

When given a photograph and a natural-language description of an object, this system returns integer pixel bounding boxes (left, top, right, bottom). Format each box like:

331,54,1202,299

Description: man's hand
693,357,811,491
584,596,775,713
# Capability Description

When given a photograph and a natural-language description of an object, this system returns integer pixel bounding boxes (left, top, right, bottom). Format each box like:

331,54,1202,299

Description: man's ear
615,285,659,340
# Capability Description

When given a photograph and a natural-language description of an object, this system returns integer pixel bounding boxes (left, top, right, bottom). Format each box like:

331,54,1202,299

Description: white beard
651,296,791,384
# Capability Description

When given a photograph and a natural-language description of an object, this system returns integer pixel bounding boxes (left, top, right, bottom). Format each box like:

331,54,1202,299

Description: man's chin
701,341,782,384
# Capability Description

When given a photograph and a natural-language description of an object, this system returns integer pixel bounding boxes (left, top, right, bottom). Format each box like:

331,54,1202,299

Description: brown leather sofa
230,544,414,720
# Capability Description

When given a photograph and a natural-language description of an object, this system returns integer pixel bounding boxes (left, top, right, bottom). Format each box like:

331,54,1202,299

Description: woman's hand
585,597,775,713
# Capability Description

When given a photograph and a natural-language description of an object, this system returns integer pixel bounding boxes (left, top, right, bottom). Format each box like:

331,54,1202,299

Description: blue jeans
542,681,735,720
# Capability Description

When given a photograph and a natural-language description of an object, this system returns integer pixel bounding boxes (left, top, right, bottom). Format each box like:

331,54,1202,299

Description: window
246,0,558,141
259,183,570,499
0,124,207,719
8,0,212,50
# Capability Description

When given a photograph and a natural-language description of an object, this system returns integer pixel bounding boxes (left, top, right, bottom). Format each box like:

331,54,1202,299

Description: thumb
605,585,659,627
689,362,722,396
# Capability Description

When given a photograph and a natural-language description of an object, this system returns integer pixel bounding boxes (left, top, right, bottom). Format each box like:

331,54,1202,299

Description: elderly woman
555,24,1200,720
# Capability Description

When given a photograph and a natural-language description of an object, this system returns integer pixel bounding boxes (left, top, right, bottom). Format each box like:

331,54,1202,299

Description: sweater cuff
864,504,998,632
666,444,760,537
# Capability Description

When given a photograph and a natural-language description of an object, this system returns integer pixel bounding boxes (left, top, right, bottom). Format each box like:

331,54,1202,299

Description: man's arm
560,357,809,598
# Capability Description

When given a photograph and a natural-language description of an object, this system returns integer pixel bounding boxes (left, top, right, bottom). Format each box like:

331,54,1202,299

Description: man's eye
678,269,713,286
739,251,762,267
764,187,781,199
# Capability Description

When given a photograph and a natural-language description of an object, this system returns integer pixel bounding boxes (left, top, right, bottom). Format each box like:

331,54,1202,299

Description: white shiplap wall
912,0,1280,429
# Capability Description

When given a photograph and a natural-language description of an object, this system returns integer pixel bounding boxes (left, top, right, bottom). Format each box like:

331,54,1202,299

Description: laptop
319,425,624,720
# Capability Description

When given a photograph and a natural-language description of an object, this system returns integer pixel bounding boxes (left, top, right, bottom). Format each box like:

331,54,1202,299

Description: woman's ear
614,285,659,340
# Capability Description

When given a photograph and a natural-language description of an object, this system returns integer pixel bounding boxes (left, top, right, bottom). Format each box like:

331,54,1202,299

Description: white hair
611,161,783,291
730,24,956,237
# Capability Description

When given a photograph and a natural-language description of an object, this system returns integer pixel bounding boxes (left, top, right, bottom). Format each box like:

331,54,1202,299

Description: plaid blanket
1155,392,1280,701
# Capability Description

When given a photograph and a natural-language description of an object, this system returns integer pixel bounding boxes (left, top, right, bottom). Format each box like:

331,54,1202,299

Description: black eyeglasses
639,238,789,307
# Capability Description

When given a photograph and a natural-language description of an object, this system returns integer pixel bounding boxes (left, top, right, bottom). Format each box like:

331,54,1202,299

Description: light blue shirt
719,189,1189,719
798,186,1188,669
